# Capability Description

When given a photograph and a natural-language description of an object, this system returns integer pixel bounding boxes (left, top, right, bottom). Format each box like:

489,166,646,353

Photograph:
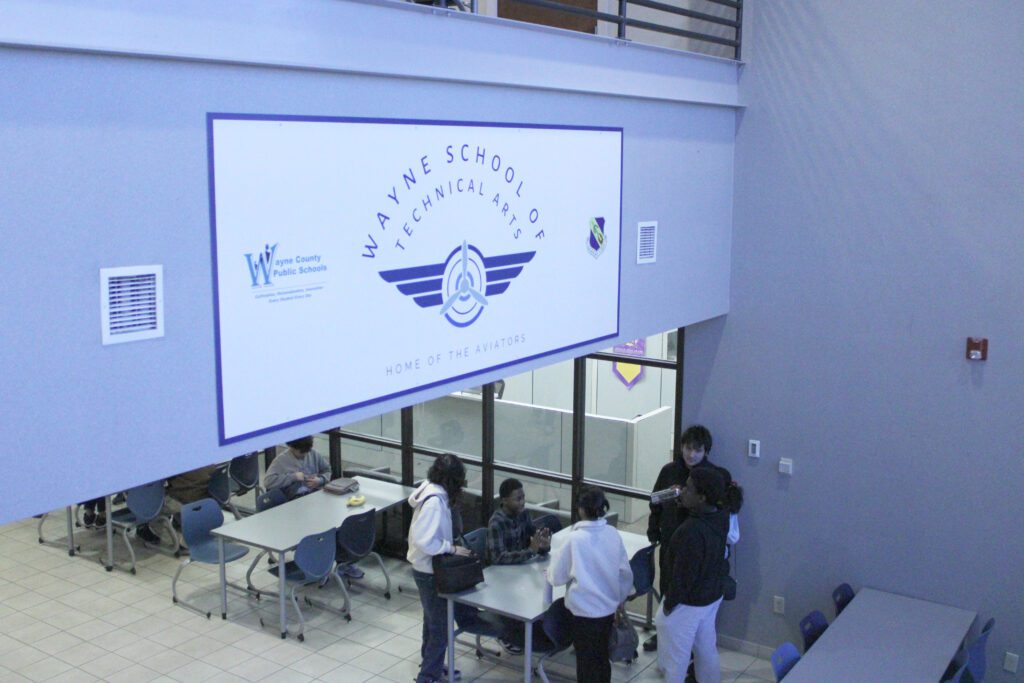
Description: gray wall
0,1,737,522
686,1,1024,676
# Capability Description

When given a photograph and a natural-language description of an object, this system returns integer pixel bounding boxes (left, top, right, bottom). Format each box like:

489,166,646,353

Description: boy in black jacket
645,425,732,653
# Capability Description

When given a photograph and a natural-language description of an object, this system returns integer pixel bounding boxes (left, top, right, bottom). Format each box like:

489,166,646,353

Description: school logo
587,217,606,258
379,241,535,328
244,243,278,287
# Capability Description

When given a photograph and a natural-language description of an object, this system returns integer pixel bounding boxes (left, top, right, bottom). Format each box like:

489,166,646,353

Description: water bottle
651,487,681,504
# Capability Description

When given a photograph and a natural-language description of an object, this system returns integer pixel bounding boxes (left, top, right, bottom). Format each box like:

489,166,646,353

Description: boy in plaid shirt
486,478,552,653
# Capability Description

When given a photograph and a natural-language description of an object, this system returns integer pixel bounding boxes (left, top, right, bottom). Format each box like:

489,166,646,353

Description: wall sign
209,115,622,444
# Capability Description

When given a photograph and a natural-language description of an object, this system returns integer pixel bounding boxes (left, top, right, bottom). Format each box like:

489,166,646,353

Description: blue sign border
208,113,623,446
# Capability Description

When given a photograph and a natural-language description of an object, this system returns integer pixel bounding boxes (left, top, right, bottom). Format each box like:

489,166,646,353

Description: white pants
655,597,723,683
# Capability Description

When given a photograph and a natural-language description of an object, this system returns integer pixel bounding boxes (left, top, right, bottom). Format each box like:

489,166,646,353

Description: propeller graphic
439,240,488,316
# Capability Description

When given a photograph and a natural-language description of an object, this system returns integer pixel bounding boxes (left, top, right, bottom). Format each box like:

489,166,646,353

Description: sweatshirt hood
408,480,447,509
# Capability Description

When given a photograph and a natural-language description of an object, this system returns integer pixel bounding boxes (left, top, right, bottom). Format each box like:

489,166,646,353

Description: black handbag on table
432,552,484,594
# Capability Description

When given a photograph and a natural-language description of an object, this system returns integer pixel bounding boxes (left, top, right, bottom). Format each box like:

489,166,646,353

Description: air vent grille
637,221,657,264
100,265,164,345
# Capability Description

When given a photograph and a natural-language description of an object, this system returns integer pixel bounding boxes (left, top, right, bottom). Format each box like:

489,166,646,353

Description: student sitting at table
547,485,633,683
264,436,331,500
486,477,552,654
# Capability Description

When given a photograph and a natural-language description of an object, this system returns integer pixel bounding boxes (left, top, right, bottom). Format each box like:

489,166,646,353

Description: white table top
444,525,650,622
212,476,413,552
784,587,976,683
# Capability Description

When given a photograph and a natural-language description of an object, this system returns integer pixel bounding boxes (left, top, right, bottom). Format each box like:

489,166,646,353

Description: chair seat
110,508,140,526
188,539,249,564
267,559,318,583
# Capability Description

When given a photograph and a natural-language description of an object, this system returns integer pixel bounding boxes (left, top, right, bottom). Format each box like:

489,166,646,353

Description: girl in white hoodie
548,485,633,683
407,453,501,683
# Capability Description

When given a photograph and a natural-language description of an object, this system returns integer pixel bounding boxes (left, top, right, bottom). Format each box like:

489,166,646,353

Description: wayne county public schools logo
245,243,278,286
587,217,606,258
379,241,535,328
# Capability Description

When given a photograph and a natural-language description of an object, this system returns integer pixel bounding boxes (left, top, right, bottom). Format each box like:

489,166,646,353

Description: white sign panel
209,115,622,444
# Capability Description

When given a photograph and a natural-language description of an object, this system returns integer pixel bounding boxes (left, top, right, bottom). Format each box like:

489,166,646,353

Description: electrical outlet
1005,652,1019,673
779,458,794,475
773,595,785,615
748,439,760,458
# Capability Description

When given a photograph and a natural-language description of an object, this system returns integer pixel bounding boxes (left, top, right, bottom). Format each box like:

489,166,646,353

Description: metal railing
412,0,742,60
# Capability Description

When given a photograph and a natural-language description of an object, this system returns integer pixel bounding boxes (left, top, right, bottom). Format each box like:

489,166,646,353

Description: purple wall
686,1,1024,676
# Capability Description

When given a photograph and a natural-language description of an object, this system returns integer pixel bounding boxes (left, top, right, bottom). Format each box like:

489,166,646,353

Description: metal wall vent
100,265,164,345
637,221,658,264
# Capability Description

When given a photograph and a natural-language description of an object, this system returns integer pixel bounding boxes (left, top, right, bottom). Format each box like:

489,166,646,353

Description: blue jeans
413,570,503,683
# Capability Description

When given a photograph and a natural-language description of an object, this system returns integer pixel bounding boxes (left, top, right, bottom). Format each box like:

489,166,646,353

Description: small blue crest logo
587,217,606,258
379,241,535,327
244,243,278,287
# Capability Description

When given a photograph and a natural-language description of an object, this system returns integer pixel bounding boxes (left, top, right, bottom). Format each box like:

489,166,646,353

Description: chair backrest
967,617,994,681
207,466,231,505
228,452,260,490
295,528,338,580
180,498,225,547
541,598,573,651
462,527,487,561
256,488,288,512
771,642,801,681
832,582,854,616
799,610,828,651
532,513,562,534
629,545,657,598
125,481,167,523
336,509,377,561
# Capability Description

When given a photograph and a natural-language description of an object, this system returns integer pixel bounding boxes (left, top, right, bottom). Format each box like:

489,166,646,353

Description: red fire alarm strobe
966,337,988,361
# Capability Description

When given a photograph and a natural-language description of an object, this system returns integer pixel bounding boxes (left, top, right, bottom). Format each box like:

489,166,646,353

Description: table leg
104,494,114,571
523,620,533,683
446,598,455,682
646,591,654,629
65,506,76,556
278,550,287,638
218,537,227,619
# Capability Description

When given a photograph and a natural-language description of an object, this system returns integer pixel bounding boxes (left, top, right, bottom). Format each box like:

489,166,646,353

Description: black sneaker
642,634,658,652
83,511,96,528
498,637,524,656
137,526,162,545
443,667,461,681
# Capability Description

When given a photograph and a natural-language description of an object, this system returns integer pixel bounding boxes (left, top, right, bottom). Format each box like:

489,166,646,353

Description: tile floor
0,512,774,682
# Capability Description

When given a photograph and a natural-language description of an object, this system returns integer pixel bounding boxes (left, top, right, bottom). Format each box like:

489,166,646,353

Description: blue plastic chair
799,609,828,651
832,582,854,616
771,642,801,681
334,509,391,604
227,452,261,515
462,527,487,562
171,498,250,618
534,597,573,683
207,466,240,520
965,617,994,681
260,528,348,641
627,545,660,628
109,480,179,573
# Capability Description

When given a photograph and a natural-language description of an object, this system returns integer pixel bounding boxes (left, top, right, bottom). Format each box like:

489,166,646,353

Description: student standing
408,453,501,683
656,467,740,683
645,424,734,652
547,485,633,683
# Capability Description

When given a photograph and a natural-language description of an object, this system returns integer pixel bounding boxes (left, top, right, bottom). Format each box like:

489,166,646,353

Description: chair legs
368,551,392,599
171,557,211,618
